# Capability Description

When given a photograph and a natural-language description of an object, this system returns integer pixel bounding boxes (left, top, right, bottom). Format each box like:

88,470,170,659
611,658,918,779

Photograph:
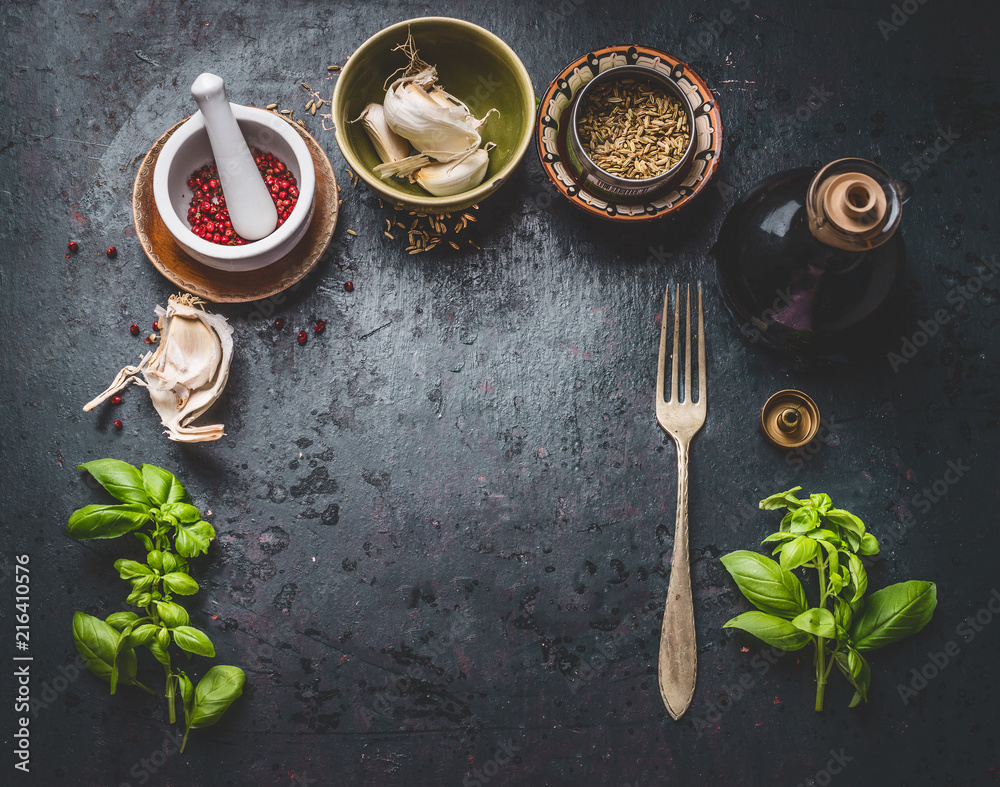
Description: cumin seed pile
577,78,691,180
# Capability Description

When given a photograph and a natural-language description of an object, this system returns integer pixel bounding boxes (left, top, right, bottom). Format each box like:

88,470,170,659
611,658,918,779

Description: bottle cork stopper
821,172,887,234
760,390,820,449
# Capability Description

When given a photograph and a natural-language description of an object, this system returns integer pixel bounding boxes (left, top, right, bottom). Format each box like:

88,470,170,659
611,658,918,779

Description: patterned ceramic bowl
537,45,723,222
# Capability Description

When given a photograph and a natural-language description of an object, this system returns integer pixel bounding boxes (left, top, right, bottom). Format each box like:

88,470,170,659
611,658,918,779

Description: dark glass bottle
713,158,909,361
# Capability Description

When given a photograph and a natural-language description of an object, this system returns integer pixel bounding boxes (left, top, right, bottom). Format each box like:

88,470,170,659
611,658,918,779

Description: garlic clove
84,294,233,443
413,147,491,197
355,102,410,165
383,67,484,161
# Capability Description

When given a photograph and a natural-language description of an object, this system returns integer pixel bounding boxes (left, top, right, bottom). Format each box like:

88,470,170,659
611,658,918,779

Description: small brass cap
761,389,820,449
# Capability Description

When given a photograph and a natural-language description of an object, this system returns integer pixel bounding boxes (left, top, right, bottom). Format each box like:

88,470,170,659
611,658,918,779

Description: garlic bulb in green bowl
332,17,535,214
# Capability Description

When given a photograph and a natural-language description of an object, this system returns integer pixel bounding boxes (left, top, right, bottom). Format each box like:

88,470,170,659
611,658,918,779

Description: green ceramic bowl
332,17,535,214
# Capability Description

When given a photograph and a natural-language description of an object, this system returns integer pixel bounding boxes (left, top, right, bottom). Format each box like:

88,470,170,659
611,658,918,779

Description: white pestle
190,73,278,241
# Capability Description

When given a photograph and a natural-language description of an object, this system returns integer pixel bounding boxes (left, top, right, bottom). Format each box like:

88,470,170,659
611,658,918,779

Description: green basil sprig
721,487,937,711
67,459,244,751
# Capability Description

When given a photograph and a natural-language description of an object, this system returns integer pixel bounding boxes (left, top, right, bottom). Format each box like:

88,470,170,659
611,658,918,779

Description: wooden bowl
133,116,338,303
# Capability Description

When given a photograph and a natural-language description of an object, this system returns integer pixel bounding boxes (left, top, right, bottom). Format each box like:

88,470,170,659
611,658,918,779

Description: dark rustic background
1,1,998,785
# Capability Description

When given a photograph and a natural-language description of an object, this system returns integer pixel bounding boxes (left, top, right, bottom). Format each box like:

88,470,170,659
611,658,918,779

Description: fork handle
658,439,696,720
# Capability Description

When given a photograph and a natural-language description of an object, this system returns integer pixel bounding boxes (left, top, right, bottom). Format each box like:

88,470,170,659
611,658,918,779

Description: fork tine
683,284,691,403
697,282,706,404
670,283,680,403
656,285,670,403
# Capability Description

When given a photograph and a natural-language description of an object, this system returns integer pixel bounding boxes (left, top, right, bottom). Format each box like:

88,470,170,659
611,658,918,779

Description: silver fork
655,282,707,720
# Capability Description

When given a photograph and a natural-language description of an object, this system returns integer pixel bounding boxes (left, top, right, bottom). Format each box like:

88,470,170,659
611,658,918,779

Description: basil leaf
720,551,809,619
175,521,216,558
156,600,190,628
114,558,153,580
808,493,832,514
67,503,151,540
162,502,201,524
163,572,199,595
118,646,139,691
178,671,195,727
128,624,158,646
791,608,837,638
140,464,190,506
130,574,157,592
761,531,796,544
779,536,818,570
172,626,216,657
824,509,865,537
126,589,153,607
79,459,151,505
72,612,119,682
156,627,171,650
818,540,839,579
723,611,811,651
834,598,855,632
850,580,937,652
106,611,140,630
789,506,821,533
828,571,845,594
146,551,164,573
858,532,880,556
146,639,171,667
188,665,245,729
134,532,154,551
835,646,871,707
161,552,186,574
759,487,803,511
845,553,868,603
110,633,139,695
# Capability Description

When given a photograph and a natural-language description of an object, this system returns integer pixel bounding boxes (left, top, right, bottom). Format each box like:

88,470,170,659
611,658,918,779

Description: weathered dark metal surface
2,1,998,784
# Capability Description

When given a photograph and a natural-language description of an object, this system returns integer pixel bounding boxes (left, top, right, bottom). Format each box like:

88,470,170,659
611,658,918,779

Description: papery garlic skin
413,147,491,197
83,294,234,443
